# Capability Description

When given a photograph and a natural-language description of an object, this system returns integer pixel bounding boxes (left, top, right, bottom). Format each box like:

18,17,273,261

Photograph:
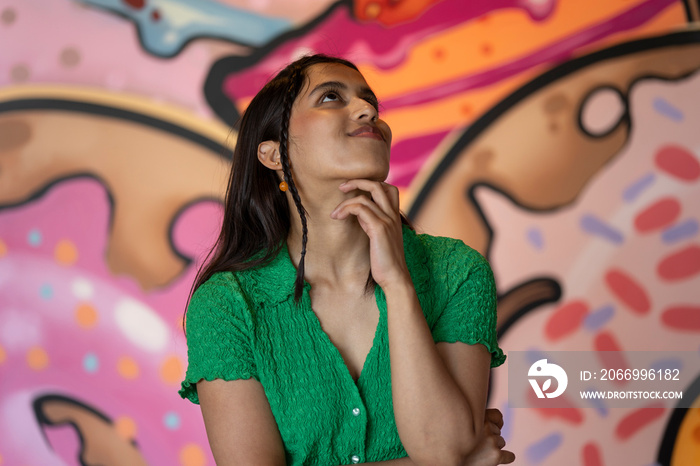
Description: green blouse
179,227,505,465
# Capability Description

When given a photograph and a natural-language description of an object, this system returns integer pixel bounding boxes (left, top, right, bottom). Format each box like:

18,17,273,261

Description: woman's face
286,63,392,189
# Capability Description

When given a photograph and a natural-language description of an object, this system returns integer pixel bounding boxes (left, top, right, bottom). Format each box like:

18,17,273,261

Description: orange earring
279,181,288,192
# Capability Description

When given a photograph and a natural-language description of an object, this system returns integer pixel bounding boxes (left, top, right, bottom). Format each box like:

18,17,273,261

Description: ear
257,140,282,170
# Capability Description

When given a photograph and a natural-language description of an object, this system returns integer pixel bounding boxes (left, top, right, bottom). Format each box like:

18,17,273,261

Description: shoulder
402,226,489,274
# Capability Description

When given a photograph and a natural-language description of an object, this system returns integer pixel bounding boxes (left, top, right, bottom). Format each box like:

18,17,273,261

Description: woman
179,54,514,465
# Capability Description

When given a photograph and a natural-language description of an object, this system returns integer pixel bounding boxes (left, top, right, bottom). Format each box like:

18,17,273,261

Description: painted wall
1,0,699,464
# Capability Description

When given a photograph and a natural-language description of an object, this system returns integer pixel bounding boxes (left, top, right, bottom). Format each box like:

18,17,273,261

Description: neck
286,193,373,292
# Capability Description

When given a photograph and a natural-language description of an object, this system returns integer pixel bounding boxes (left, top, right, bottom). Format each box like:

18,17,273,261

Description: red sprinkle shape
655,144,700,181
151,9,160,21
545,300,588,341
582,442,604,466
123,0,145,9
657,244,700,281
594,331,629,386
604,269,651,315
661,305,700,331
633,197,681,233
528,390,584,424
615,402,665,440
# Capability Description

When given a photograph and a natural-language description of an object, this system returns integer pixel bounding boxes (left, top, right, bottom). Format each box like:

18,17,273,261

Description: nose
351,97,378,122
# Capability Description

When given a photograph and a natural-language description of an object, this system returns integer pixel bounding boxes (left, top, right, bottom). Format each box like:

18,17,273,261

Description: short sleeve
432,241,506,368
178,273,257,404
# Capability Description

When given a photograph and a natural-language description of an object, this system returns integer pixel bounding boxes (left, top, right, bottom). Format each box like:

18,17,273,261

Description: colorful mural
1,0,699,465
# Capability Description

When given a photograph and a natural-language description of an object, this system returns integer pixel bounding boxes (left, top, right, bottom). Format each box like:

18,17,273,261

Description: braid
279,65,309,302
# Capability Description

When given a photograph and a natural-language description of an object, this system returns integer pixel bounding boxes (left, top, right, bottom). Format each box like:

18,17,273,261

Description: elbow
408,426,480,466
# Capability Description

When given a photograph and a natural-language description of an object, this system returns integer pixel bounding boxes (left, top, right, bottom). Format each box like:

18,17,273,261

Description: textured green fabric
179,227,505,465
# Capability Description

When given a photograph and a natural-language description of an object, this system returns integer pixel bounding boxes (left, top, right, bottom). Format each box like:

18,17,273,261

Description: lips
349,125,384,140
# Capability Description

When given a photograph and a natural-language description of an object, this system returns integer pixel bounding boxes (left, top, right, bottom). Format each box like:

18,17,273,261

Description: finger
500,450,516,464
333,203,393,236
332,196,391,225
495,435,506,449
380,182,400,212
485,408,504,429
487,421,501,435
340,179,396,217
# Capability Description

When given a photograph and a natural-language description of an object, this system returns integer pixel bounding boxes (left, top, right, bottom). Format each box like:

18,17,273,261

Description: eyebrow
308,81,378,103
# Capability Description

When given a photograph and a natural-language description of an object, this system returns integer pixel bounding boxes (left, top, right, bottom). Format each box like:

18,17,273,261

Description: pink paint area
0,178,214,465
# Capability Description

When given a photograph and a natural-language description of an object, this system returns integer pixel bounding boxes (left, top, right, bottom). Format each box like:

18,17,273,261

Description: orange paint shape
361,0,683,98
114,416,137,440
0,345,6,364
117,356,140,379
27,346,49,371
160,355,184,385
0,238,7,258
360,2,684,142
180,443,206,466
75,302,99,328
54,239,78,265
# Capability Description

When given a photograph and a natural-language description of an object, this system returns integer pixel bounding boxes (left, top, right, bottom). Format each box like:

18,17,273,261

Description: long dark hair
189,55,360,306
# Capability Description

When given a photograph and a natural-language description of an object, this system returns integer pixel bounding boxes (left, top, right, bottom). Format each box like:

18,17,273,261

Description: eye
321,91,342,103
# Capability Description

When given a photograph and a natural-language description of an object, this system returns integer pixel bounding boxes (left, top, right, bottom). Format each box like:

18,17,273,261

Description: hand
463,409,515,465
330,179,410,289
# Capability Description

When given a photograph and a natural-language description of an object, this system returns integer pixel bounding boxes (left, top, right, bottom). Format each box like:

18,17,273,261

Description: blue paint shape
583,304,615,331
500,401,513,442
525,432,562,464
526,227,544,250
27,229,42,247
650,358,683,372
39,283,53,300
623,173,655,203
525,348,549,365
653,97,684,122
583,386,608,417
83,352,99,373
163,411,181,430
580,214,624,244
81,0,293,57
662,218,699,244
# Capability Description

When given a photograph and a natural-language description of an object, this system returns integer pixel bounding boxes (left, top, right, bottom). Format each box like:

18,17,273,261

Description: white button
352,407,360,416
351,455,360,463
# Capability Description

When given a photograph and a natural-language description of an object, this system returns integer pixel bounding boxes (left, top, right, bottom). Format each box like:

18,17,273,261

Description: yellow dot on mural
114,416,137,440
0,238,7,258
55,239,78,266
75,302,98,328
160,355,184,385
365,2,381,19
117,356,139,379
180,444,206,466
27,346,49,371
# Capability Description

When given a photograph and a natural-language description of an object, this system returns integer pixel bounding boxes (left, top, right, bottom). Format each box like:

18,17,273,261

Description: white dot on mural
114,298,168,352
71,278,94,300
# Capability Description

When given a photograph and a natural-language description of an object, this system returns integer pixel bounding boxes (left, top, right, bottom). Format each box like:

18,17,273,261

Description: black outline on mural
576,85,630,139
681,0,700,21
33,393,141,466
0,99,231,271
657,373,700,465
78,0,349,60
202,0,351,125
408,29,700,221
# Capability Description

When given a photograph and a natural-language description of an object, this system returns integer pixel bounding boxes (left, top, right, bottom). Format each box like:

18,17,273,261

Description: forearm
384,281,481,465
